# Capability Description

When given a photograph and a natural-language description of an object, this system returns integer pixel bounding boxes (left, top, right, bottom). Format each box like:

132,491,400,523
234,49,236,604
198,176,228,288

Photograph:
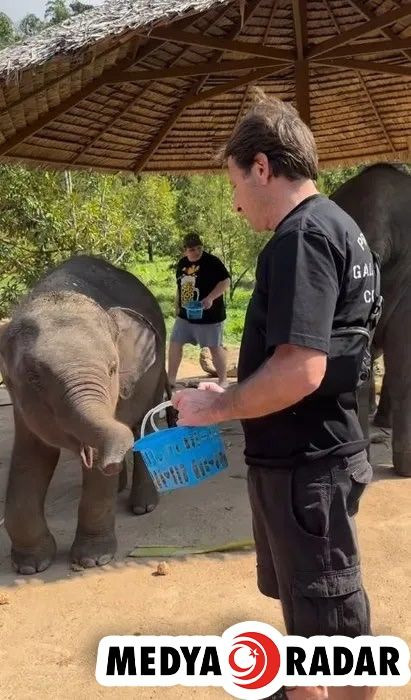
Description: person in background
171,95,378,700
168,233,231,388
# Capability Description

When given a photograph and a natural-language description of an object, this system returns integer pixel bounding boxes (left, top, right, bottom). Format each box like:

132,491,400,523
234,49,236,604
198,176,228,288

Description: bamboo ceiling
0,0,410,174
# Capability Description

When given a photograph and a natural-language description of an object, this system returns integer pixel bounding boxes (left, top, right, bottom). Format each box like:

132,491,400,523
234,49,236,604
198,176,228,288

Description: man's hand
172,383,226,426
201,296,213,310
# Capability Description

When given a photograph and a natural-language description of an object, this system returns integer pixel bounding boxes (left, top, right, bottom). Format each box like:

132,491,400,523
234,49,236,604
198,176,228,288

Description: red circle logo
228,631,281,690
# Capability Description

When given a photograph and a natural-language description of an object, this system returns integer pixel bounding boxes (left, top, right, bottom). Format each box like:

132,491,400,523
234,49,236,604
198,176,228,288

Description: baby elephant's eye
108,362,117,377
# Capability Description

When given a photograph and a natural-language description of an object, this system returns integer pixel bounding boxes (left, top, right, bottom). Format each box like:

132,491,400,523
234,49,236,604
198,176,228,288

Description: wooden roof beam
0,11,203,121
132,65,286,173
142,27,295,62
71,0,266,164
311,57,411,78
292,0,310,126
308,5,411,59
322,0,395,156
70,2,234,165
357,73,396,155
105,58,280,84
347,0,411,63
126,0,269,172
263,0,281,44
0,77,108,157
324,37,411,58
292,0,308,61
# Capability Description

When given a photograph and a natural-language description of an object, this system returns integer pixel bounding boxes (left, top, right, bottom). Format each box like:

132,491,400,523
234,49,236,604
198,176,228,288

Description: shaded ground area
0,362,409,699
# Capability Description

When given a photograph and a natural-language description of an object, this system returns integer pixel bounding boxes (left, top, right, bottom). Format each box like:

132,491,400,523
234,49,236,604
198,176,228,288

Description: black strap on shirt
316,250,383,396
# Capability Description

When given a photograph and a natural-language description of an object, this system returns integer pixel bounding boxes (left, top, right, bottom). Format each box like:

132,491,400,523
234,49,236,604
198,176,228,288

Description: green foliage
0,161,377,320
126,175,180,262
317,165,363,197
70,1,94,13
45,0,70,25
0,12,16,47
0,168,136,316
174,174,269,299
19,14,45,36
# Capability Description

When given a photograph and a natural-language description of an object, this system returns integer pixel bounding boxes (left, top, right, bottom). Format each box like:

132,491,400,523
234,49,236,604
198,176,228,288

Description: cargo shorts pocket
346,460,373,516
292,566,367,637
290,465,332,539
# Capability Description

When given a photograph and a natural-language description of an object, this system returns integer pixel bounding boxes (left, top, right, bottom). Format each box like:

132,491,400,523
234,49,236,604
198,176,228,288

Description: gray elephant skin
331,163,411,477
0,255,172,574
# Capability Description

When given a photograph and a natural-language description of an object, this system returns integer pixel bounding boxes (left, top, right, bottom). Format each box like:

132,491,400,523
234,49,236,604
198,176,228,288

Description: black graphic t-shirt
238,194,376,467
177,251,230,324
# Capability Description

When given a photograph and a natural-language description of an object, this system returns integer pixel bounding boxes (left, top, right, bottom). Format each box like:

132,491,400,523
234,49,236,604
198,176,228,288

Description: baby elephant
0,255,172,574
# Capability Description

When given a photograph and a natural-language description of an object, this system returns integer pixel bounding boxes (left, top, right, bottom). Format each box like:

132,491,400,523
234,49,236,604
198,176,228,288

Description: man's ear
253,152,271,183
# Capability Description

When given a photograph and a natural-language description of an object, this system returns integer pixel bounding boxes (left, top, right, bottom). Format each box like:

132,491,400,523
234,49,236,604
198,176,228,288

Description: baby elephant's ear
109,307,157,400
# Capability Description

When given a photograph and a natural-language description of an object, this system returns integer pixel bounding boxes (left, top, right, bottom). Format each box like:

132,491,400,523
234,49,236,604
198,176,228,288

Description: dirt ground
0,357,410,700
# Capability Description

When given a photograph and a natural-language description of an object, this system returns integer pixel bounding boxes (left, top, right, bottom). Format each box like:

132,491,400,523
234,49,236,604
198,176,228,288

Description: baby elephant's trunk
67,403,134,476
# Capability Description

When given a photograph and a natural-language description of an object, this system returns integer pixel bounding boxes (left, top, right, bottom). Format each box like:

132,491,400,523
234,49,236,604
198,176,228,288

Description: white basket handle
140,400,173,439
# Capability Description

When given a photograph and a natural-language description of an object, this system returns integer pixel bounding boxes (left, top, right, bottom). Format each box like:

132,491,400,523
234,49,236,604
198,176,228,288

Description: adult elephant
0,255,173,574
330,163,411,476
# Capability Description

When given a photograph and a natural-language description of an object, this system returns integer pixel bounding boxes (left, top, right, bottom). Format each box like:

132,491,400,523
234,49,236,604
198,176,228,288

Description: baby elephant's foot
11,532,56,575
70,531,117,569
129,486,159,516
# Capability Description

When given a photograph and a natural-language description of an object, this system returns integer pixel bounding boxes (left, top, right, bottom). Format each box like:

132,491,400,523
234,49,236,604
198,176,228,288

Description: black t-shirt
237,194,376,467
177,251,230,324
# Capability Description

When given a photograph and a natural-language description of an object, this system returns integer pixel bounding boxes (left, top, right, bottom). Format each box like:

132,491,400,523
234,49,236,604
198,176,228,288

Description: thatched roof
0,0,410,174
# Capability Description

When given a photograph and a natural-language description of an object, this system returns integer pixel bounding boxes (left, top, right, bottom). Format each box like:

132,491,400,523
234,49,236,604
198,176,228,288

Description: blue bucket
133,401,228,493
183,300,203,320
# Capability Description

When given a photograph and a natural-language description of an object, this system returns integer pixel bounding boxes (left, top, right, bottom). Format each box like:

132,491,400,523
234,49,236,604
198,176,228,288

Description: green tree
70,1,94,13
126,175,180,262
0,12,15,48
0,167,137,316
19,14,45,36
317,165,362,197
45,0,70,25
175,174,269,300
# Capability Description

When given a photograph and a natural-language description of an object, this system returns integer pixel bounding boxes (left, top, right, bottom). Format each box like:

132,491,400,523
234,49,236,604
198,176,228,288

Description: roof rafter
358,72,396,155
0,9,218,158
324,36,411,58
71,0,266,164
308,5,411,59
0,11,202,122
129,0,269,172
132,65,287,172
322,0,396,156
70,2,233,165
292,0,310,126
347,0,411,63
142,27,295,62
311,56,411,78
104,57,280,84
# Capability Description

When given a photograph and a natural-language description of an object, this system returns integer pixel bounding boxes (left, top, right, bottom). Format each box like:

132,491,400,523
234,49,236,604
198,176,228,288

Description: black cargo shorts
247,450,373,638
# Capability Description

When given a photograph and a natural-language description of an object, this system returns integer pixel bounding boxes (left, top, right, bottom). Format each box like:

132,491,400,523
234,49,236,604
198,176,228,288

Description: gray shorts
170,317,224,347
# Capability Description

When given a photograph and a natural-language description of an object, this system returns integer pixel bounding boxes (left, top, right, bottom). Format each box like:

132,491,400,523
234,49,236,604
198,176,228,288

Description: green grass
130,258,252,354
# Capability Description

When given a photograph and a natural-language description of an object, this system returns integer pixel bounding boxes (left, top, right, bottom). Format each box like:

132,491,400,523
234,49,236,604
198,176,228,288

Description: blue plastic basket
183,300,203,320
133,401,228,493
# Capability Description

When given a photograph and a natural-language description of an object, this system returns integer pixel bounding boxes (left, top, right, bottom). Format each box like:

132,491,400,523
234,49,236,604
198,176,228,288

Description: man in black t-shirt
172,97,378,700
168,233,230,388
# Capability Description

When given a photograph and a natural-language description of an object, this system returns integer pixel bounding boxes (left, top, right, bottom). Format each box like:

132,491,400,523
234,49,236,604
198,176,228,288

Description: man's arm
202,278,230,308
172,343,327,426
